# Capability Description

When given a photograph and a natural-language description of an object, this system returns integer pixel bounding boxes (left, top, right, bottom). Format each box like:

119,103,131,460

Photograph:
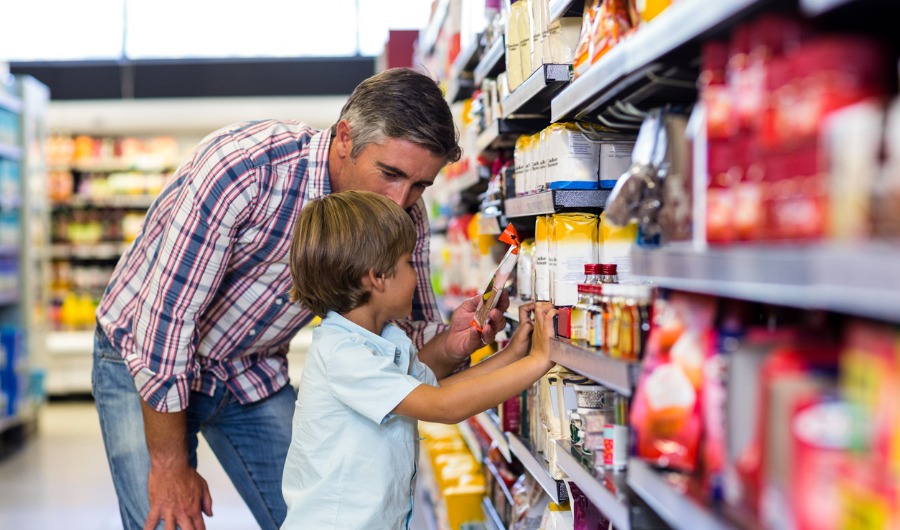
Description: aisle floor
0,330,431,529
0,399,261,529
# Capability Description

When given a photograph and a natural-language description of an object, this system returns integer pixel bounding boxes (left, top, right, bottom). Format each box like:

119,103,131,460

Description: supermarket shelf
47,330,95,357
451,35,483,77
474,37,505,86
550,338,639,396
482,496,505,530
0,143,22,161
458,419,484,464
508,434,568,504
551,0,770,123
445,77,475,104
54,194,157,209
502,64,572,119
474,410,511,463
549,0,582,22
800,0,854,14
555,439,631,530
631,243,900,323
475,118,548,156
504,189,611,218
0,90,22,113
627,459,737,530
505,298,529,322
0,244,19,257
0,291,19,306
420,0,450,55
49,243,130,260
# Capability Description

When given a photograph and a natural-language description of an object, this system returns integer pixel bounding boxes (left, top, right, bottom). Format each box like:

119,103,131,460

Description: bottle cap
584,263,601,275
600,263,618,275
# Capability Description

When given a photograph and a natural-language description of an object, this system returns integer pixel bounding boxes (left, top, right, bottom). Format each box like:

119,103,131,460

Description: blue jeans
91,326,297,530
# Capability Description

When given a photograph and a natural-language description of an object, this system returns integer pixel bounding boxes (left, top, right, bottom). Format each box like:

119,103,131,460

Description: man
92,68,509,530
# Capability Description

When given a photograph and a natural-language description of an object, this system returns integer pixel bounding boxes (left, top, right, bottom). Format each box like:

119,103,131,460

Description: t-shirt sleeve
324,342,425,425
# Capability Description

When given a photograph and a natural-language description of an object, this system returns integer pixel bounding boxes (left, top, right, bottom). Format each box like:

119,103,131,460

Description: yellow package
550,213,599,306
599,211,637,283
534,216,552,302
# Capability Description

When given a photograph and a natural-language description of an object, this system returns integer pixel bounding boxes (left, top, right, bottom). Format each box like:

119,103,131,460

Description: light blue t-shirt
281,312,438,530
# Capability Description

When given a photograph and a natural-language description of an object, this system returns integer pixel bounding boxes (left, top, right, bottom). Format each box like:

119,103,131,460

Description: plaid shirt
97,120,447,412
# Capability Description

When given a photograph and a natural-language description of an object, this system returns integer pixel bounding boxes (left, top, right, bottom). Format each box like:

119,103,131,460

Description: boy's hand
505,301,535,358
529,302,557,371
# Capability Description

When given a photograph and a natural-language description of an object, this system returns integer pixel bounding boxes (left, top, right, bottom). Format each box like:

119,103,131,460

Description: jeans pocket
95,326,125,364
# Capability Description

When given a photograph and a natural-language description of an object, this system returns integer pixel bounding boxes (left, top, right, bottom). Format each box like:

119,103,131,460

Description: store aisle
0,399,260,529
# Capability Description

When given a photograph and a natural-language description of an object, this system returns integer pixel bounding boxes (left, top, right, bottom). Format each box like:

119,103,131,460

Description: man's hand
445,289,511,362
140,402,213,530
145,462,213,530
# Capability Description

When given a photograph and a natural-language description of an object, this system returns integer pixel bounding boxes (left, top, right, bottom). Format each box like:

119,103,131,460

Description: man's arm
416,292,511,379
140,402,212,530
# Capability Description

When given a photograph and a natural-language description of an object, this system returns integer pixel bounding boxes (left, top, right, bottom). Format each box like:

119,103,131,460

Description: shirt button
249,329,257,336
275,299,283,305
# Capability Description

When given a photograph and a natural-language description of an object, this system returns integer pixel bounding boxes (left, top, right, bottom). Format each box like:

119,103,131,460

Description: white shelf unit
555,439,631,530
631,243,900,323
507,434,568,504
627,459,738,530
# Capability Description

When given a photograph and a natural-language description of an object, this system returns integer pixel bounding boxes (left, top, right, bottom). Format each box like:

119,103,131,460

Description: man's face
338,137,445,210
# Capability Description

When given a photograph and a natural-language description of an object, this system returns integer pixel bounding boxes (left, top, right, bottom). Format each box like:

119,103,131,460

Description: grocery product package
573,0,602,78
605,108,688,242
534,216,552,301
472,223,521,332
599,212,637,282
549,213,599,307
514,135,530,197
872,97,900,238
543,123,600,190
506,0,526,91
588,0,638,65
546,13,582,64
518,0,535,84
529,0,545,74
516,238,535,301
630,291,717,473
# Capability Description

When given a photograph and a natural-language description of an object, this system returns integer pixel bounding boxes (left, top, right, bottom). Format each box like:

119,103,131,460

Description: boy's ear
362,269,385,292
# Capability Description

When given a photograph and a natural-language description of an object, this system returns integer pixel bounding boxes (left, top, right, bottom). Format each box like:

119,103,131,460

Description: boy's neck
340,304,388,336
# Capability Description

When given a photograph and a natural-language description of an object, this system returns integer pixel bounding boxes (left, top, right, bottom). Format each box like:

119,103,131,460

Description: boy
283,191,556,529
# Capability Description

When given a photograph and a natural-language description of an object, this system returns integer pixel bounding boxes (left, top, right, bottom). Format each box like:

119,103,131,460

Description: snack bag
472,224,521,331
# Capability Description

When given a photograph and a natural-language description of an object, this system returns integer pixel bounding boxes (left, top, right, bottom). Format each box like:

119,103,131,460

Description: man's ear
335,120,353,160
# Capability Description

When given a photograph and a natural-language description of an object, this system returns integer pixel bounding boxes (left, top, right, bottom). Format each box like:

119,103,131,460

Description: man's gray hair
335,68,462,163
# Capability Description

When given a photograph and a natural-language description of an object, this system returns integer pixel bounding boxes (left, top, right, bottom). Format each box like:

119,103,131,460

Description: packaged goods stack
43,134,191,395
0,73,49,453
419,0,900,528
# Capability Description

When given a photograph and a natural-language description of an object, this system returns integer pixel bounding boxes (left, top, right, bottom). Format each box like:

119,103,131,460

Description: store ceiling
9,57,375,100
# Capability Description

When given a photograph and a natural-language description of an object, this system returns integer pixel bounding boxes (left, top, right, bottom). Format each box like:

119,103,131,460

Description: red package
630,292,717,473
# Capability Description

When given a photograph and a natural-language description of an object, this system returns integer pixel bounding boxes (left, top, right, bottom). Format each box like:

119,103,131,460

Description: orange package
573,0,603,78
589,0,639,64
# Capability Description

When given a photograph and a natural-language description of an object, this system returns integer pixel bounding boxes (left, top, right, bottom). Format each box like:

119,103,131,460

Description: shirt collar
319,311,412,356
305,126,333,201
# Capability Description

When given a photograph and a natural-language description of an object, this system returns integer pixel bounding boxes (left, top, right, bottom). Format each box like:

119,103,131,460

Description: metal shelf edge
549,0,580,23
627,458,737,530
508,434,565,503
419,0,451,55
457,419,484,464
555,439,631,530
482,497,505,530
474,38,505,86
800,0,854,15
0,91,22,113
503,64,571,119
475,411,511,463
550,338,636,396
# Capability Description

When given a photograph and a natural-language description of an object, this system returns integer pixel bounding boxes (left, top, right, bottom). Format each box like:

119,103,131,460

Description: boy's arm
393,303,555,424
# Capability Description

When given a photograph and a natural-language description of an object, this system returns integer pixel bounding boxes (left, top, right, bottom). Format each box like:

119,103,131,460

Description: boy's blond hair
289,190,417,317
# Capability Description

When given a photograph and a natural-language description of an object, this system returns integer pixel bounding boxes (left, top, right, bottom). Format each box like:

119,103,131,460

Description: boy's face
334,128,445,210
382,252,417,320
